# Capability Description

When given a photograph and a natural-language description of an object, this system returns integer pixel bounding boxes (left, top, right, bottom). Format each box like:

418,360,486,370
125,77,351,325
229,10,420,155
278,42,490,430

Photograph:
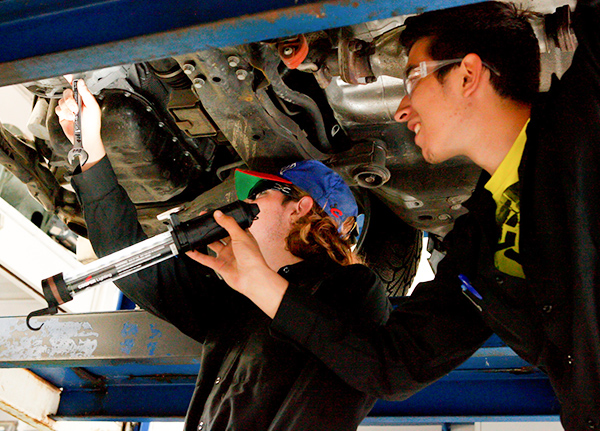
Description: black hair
400,1,541,105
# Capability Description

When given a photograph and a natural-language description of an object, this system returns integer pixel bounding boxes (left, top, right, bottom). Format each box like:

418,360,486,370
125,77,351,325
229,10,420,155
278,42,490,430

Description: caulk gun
26,201,259,330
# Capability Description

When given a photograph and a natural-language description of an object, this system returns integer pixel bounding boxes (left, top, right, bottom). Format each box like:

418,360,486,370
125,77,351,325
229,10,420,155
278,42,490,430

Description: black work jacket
72,157,391,431
271,1,600,430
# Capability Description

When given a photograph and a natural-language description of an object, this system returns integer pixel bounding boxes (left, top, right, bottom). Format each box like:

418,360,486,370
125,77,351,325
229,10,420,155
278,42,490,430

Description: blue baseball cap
235,160,359,228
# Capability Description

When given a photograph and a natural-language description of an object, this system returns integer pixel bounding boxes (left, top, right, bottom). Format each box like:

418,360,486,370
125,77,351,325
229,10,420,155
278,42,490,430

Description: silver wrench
67,79,89,167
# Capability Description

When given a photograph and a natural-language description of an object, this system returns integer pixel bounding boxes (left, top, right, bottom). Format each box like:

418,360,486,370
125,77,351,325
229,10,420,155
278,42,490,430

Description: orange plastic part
278,35,309,69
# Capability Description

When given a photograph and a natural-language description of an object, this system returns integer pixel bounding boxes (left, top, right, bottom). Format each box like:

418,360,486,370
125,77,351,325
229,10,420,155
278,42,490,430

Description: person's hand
186,210,271,294
55,76,106,170
186,210,288,318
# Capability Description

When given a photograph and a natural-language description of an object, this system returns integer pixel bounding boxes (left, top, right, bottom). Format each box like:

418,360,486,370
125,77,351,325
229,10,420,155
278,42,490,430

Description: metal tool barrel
42,231,176,308
31,201,259,329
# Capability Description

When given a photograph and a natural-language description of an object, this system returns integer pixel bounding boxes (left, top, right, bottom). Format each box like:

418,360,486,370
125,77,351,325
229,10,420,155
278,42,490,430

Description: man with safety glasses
217,2,600,429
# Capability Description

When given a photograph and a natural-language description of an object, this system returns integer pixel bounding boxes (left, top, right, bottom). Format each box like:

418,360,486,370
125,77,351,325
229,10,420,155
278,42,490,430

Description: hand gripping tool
67,79,89,166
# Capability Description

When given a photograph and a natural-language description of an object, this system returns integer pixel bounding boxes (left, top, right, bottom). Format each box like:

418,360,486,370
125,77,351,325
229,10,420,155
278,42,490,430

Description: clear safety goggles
403,58,500,97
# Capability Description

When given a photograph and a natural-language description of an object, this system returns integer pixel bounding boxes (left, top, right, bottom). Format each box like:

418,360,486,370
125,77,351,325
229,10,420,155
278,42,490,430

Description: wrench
67,79,89,167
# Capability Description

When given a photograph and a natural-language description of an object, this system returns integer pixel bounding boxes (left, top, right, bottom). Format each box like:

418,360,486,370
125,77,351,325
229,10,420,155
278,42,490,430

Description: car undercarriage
0,0,577,295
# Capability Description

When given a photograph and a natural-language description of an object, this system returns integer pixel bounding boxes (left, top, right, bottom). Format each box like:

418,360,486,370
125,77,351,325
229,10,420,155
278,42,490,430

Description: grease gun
26,201,259,330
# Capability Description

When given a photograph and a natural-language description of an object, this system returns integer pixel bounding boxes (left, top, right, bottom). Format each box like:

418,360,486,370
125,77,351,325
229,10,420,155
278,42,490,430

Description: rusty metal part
338,29,376,85
167,88,218,137
174,47,327,173
328,140,390,188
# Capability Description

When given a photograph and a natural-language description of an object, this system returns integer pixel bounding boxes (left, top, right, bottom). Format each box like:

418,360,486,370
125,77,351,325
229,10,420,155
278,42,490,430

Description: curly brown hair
282,187,362,266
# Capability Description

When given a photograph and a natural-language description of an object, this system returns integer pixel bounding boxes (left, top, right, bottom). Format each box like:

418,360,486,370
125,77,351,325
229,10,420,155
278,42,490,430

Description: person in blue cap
56,80,392,431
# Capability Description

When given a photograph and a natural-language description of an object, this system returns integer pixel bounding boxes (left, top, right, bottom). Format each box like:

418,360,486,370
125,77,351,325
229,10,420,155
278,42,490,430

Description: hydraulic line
261,50,332,152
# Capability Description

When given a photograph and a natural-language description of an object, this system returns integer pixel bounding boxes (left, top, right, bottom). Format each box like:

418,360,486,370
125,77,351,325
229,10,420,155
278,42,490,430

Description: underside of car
0,1,576,296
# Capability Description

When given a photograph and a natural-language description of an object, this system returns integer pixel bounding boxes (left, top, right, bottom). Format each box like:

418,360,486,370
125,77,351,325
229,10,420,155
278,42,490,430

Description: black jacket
271,1,600,430
72,157,392,430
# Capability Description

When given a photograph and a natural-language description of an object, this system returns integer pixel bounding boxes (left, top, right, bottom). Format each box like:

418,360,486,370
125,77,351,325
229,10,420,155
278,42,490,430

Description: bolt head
193,77,205,88
228,56,240,67
182,63,196,75
236,69,249,80
349,40,363,52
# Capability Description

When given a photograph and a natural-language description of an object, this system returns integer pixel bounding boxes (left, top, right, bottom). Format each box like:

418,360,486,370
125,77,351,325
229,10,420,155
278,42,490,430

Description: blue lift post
0,311,560,425
0,0,562,426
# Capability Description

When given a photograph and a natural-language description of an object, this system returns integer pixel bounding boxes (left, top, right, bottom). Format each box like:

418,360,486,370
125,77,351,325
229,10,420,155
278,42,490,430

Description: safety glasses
247,180,301,201
403,58,500,97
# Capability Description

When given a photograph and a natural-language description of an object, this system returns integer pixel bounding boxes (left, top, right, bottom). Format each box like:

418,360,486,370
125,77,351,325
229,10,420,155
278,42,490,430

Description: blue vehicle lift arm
0,0,484,87
0,311,560,425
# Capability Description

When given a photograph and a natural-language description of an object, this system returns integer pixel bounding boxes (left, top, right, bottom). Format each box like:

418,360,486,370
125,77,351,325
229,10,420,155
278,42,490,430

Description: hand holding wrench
67,79,89,167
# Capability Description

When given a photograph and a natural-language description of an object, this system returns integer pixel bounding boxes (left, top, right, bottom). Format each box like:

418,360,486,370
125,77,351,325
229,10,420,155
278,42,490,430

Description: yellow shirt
484,120,529,279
